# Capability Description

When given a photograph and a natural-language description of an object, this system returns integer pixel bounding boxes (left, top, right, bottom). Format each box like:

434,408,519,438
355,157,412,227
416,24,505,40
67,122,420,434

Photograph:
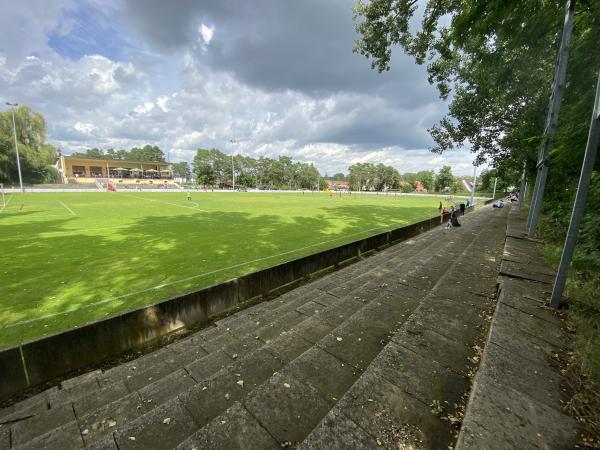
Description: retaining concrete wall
0,203,491,402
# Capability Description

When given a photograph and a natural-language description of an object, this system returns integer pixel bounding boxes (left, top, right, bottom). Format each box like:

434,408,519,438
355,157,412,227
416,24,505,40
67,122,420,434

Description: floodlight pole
550,71,600,308
231,155,235,190
527,0,576,237
492,177,498,199
469,164,477,206
229,139,236,191
6,102,24,192
519,161,527,209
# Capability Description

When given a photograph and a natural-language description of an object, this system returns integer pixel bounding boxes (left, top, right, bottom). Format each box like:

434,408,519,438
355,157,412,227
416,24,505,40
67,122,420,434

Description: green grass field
0,191,446,349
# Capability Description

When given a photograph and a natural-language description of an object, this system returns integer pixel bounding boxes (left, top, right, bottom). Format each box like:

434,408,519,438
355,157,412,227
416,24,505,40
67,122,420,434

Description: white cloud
199,24,214,45
73,121,96,134
133,101,154,114
0,0,484,178
156,95,170,112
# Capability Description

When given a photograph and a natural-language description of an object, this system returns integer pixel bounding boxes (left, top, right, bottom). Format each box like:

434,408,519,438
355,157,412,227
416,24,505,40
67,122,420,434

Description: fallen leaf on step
163,418,171,425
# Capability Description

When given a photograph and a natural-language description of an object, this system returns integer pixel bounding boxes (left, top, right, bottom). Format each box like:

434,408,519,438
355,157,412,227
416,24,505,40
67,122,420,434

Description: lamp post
6,102,24,192
229,139,236,191
469,164,478,206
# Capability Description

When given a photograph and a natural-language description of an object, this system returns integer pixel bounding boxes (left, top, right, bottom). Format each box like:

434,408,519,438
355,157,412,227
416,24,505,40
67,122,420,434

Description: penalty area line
134,195,205,211
0,224,390,330
58,201,76,216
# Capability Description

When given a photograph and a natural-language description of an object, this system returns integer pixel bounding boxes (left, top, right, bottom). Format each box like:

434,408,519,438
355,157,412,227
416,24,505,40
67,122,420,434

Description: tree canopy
353,0,600,176
71,145,165,162
0,106,58,184
192,148,324,190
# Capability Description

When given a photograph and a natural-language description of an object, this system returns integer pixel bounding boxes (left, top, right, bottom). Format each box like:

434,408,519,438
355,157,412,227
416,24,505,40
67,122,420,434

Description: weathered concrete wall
0,203,491,402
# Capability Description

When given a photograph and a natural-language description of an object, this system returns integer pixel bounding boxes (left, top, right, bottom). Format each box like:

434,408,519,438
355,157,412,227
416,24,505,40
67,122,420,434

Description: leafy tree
128,145,165,162
71,147,104,159
172,161,191,180
435,166,454,192
348,162,400,191
105,149,119,160
332,172,346,181
416,170,435,191
193,148,215,186
0,106,56,184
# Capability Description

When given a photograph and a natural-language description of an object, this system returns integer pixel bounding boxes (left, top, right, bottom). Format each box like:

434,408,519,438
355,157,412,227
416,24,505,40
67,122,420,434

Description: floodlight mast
469,164,477,206
230,139,236,190
6,102,24,192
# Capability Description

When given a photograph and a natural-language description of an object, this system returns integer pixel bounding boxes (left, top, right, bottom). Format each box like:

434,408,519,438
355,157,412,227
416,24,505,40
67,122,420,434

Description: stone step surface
455,208,579,450
0,205,509,450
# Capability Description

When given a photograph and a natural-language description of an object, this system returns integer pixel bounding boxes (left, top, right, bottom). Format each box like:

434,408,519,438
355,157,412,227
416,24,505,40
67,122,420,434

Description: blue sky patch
48,5,131,61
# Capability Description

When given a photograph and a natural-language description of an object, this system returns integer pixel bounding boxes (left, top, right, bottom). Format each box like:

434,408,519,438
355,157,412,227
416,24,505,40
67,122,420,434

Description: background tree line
1,108,505,193
70,145,166,163
344,163,502,193
191,148,326,190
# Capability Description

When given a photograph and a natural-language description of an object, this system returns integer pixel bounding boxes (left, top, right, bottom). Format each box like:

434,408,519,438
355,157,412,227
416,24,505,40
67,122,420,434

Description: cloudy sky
0,0,480,176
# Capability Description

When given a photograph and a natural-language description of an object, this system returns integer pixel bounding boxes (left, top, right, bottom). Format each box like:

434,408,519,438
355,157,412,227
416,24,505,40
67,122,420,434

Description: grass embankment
543,243,600,446
0,191,448,349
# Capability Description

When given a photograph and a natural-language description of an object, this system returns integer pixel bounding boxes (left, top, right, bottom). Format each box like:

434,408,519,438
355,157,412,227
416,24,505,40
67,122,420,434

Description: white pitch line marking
135,195,204,211
0,224,392,329
58,201,76,216
0,195,14,213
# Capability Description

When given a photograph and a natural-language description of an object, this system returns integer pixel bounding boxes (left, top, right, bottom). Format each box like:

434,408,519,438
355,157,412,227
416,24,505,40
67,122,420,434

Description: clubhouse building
58,156,175,186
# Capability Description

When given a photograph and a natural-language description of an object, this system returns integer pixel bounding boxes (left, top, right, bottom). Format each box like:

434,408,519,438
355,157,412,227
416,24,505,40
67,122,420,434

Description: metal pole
231,154,235,190
229,139,237,191
519,161,527,209
469,164,477,206
550,72,600,308
6,103,24,192
492,177,498,199
527,0,576,236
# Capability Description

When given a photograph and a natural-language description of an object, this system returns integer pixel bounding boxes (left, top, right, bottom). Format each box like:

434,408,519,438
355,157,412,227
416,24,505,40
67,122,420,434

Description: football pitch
0,191,447,349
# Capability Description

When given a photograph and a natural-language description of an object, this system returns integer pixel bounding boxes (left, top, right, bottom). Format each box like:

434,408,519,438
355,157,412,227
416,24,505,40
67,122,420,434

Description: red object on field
107,183,116,191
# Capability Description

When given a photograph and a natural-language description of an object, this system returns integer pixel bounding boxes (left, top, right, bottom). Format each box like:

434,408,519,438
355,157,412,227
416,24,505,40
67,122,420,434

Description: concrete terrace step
0,206,507,450
91,226,465,449
297,206,508,449
455,208,579,450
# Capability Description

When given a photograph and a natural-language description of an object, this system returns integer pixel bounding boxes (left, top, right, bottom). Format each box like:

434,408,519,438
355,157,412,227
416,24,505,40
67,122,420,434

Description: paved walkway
0,206,509,450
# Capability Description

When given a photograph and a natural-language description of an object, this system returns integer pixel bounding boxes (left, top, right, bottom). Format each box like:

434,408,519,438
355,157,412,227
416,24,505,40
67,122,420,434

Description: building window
72,166,86,177
90,166,103,177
